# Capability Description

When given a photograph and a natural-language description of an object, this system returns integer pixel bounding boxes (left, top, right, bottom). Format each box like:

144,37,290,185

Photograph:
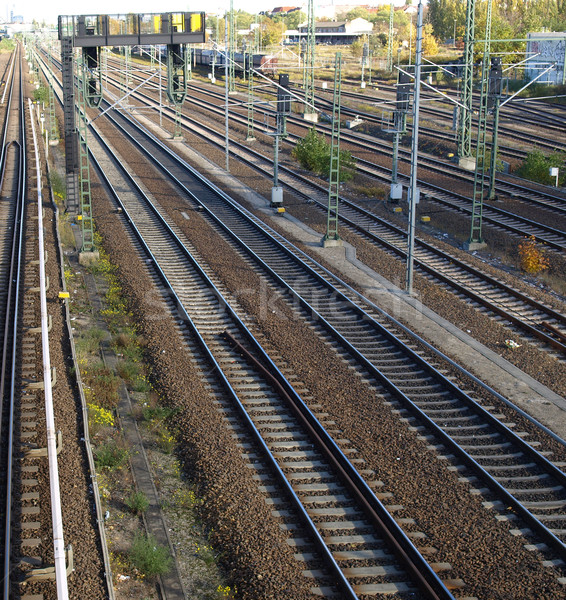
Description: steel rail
177,79,566,214
85,121,455,599
95,86,566,355
1,43,25,600
27,98,70,599
101,106,566,558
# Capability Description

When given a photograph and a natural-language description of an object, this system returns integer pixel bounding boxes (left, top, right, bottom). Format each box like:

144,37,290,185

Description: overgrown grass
76,326,106,356
83,362,121,409
129,532,172,579
49,170,66,201
125,490,150,515
352,183,386,200
94,440,129,471
0,39,15,51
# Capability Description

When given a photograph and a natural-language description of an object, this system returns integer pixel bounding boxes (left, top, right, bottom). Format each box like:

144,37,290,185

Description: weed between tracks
59,225,235,599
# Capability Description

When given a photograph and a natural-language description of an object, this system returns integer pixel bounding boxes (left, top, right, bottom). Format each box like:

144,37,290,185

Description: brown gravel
88,109,566,598
42,64,566,600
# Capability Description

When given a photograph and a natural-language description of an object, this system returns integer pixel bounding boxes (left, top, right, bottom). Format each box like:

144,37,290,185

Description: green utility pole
457,0,475,169
323,53,342,246
229,0,236,92
386,4,394,72
304,0,317,121
77,53,96,254
487,57,503,200
246,52,255,141
466,0,493,249
47,44,58,143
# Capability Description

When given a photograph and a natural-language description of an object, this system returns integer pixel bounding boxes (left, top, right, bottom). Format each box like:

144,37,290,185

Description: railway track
35,47,566,359
331,77,566,158
87,70,566,358
86,109,458,599
44,49,566,229
81,94,566,593
25,40,566,597
188,80,566,229
0,43,76,600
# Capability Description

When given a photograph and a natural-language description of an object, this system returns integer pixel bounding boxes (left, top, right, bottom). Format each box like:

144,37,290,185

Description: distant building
526,32,566,85
286,16,373,44
296,1,407,20
270,6,302,15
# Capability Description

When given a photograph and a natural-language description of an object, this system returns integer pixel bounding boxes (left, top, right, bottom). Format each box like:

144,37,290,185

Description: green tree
350,39,364,59
344,8,371,21
260,17,286,47
427,0,465,41
292,128,357,182
422,23,439,55
516,150,566,186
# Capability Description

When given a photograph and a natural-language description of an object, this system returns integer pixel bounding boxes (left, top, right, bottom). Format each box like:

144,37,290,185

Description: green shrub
142,405,177,423
33,86,49,104
125,490,150,515
129,532,172,579
515,150,565,186
292,127,356,182
94,441,129,471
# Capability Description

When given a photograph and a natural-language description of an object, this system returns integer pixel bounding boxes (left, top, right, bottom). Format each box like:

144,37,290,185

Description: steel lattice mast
386,3,394,72
457,0,475,168
323,53,342,244
304,0,317,121
467,0,493,248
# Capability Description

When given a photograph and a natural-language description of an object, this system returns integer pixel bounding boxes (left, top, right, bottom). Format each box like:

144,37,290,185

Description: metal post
386,3,394,72
229,0,235,93
487,56,502,200
77,53,95,253
405,1,423,295
409,14,413,66
272,74,291,206
466,0,493,248
457,0,476,168
323,53,342,245
225,16,230,172
274,115,280,188
61,36,80,214
47,44,58,143
246,53,255,141
487,95,501,200
304,0,317,122
391,71,410,201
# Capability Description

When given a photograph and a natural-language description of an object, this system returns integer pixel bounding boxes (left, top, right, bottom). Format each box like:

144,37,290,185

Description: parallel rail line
92,100,566,577
86,111,457,599
89,74,566,357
